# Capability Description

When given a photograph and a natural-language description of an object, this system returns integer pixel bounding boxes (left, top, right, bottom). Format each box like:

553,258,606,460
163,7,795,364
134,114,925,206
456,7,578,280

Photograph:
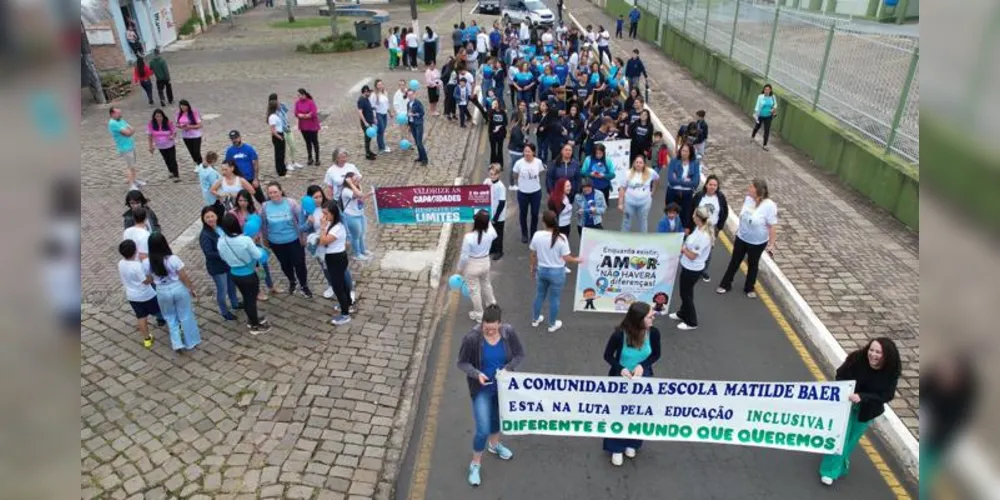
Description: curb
564,6,920,482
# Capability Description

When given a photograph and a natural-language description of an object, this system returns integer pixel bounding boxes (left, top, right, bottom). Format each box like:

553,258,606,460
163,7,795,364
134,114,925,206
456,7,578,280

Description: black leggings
182,137,203,165
719,236,767,294
301,130,320,162
324,251,353,314
677,267,701,326
489,134,505,164
272,133,286,176
231,273,261,326
490,220,505,255
517,190,542,240
269,240,309,291
752,116,773,146
158,146,179,177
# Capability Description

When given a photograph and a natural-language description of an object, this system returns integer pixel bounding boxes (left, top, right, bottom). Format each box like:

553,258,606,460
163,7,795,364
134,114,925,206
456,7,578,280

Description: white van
502,0,555,27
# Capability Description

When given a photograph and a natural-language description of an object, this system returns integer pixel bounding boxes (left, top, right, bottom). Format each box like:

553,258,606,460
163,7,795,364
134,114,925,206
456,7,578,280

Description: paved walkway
80,4,475,499
562,0,920,436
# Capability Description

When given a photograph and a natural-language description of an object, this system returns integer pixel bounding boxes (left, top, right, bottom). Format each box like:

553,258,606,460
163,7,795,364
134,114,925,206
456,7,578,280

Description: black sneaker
156,318,167,327
234,302,244,310
521,236,529,244
491,252,503,261
300,287,313,299
288,283,297,296
701,273,711,283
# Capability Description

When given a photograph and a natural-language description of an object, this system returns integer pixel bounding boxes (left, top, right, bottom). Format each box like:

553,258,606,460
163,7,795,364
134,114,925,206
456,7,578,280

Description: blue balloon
400,139,412,150
365,126,377,138
301,195,316,215
448,274,464,290
408,79,420,91
461,284,471,298
396,113,408,125
243,213,262,237
258,246,270,264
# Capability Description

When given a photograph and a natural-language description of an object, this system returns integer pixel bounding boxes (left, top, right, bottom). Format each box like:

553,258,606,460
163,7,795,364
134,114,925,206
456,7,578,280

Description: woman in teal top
602,301,662,466
751,84,778,150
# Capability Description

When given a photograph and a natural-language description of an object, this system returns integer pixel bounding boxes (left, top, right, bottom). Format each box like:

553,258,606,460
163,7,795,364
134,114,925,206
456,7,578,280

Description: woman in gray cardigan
456,304,525,487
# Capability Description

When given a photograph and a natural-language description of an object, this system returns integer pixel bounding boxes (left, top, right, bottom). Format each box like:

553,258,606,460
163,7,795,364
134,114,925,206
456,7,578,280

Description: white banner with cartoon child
573,228,685,313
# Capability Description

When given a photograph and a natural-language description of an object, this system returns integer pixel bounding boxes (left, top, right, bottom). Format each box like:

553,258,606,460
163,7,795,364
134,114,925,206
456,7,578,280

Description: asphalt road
394,162,912,499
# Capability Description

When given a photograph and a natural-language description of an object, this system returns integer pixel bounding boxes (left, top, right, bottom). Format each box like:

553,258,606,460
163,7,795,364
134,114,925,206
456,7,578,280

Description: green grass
417,1,447,12
270,17,353,29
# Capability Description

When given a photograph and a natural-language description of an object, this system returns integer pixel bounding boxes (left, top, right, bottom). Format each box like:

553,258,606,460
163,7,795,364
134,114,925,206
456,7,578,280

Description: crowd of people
105,8,903,494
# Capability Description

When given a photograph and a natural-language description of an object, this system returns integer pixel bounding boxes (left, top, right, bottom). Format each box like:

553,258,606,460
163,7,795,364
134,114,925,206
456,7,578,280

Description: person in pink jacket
294,88,321,166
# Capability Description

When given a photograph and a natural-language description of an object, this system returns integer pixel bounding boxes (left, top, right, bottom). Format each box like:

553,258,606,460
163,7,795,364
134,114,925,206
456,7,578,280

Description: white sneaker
135,179,147,187
510,185,519,192
287,164,298,171
820,476,833,486
323,287,334,299
564,267,571,274
678,322,697,331
531,315,544,327
293,162,303,169
382,148,392,153
624,447,636,458
469,311,482,322
667,312,681,321
350,290,357,302
611,453,624,466
547,320,563,333
355,254,373,261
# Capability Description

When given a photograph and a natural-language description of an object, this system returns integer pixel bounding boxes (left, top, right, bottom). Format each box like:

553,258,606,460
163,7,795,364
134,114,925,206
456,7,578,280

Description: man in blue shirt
357,85,377,160
615,15,624,39
224,130,265,203
407,90,429,165
629,7,641,39
625,49,648,96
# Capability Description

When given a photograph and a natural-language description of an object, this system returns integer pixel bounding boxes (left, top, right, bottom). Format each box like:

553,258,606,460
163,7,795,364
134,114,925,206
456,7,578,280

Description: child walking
118,240,165,349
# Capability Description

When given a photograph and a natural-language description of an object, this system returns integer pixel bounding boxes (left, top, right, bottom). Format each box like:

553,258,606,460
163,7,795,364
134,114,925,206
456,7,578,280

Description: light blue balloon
461,284,471,298
408,79,420,91
365,126,377,138
448,274,464,290
301,195,316,215
400,139,412,150
258,246,270,264
396,113,408,125
243,213,262,237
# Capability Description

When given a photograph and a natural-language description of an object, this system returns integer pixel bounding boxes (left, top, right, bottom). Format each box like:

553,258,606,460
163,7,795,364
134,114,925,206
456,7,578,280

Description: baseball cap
229,130,240,139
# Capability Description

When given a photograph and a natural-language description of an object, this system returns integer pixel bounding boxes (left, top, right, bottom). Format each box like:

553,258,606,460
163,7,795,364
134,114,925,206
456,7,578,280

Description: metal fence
635,0,919,164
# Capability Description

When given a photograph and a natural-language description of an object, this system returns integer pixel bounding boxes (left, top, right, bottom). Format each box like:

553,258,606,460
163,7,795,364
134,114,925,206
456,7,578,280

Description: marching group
433,15,903,493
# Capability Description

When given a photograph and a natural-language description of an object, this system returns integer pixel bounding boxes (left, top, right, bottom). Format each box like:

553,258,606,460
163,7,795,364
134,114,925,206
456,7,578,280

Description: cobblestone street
80,4,481,498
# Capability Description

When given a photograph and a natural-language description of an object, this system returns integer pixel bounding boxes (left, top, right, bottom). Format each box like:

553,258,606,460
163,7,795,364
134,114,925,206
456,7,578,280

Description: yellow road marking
408,291,460,500
717,232,911,499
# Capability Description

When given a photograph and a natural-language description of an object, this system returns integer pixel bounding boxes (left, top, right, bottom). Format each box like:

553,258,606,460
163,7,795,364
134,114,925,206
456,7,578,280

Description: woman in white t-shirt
485,164,507,260
370,79,392,153
340,172,374,261
319,201,354,326
529,211,583,333
686,174,729,282
717,178,778,298
267,99,288,177
303,185,358,305
617,156,659,233
143,232,201,353
459,210,499,322
669,206,714,331
513,144,546,244
324,148,362,204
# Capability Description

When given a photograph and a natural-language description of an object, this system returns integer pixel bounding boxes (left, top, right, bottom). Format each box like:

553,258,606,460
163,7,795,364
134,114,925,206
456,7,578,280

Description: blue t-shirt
515,71,534,87
108,118,134,154
263,199,298,244
759,96,776,118
554,64,569,84
489,31,501,48
225,143,259,180
539,74,560,94
197,165,221,206
481,338,507,384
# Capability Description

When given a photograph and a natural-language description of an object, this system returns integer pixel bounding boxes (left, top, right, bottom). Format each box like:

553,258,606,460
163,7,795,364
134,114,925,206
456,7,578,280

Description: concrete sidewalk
563,0,919,438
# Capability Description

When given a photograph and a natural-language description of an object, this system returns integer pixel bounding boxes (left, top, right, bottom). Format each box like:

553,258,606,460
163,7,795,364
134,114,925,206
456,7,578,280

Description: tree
286,0,295,23
81,22,107,104
326,0,338,38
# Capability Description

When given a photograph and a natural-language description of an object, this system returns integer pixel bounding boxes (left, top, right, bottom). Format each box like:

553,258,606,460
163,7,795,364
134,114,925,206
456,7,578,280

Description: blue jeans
376,113,388,151
410,122,428,162
155,281,201,350
621,196,652,233
481,77,493,98
343,213,368,257
471,388,501,452
532,266,566,326
667,188,694,227
518,89,534,104
210,272,240,316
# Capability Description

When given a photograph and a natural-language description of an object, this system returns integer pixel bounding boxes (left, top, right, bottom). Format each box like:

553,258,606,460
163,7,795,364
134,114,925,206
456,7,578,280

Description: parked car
502,0,555,27
479,0,501,14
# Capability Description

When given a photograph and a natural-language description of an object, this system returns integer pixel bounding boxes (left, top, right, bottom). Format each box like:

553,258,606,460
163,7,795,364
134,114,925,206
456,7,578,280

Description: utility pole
410,0,419,35
81,22,106,104
327,0,339,38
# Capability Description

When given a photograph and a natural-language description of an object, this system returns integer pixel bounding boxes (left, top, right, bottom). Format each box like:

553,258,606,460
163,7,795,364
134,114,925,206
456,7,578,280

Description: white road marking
348,77,374,95
470,2,479,14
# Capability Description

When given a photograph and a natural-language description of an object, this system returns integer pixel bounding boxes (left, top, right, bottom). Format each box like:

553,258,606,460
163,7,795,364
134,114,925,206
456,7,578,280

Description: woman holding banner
602,301,662,466
669,206,714,331
457,305,525,487
819,337,901,486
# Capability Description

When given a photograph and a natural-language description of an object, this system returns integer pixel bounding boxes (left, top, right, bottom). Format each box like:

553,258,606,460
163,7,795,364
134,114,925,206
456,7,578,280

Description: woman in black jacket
535,100,562,164
628,109,654,163
819,337,901,486
686,174,729,281
198,206,240,321
122,190,162,234
602,301,661,467
487,99,508,165
562,104,585,160
456,305,525,487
